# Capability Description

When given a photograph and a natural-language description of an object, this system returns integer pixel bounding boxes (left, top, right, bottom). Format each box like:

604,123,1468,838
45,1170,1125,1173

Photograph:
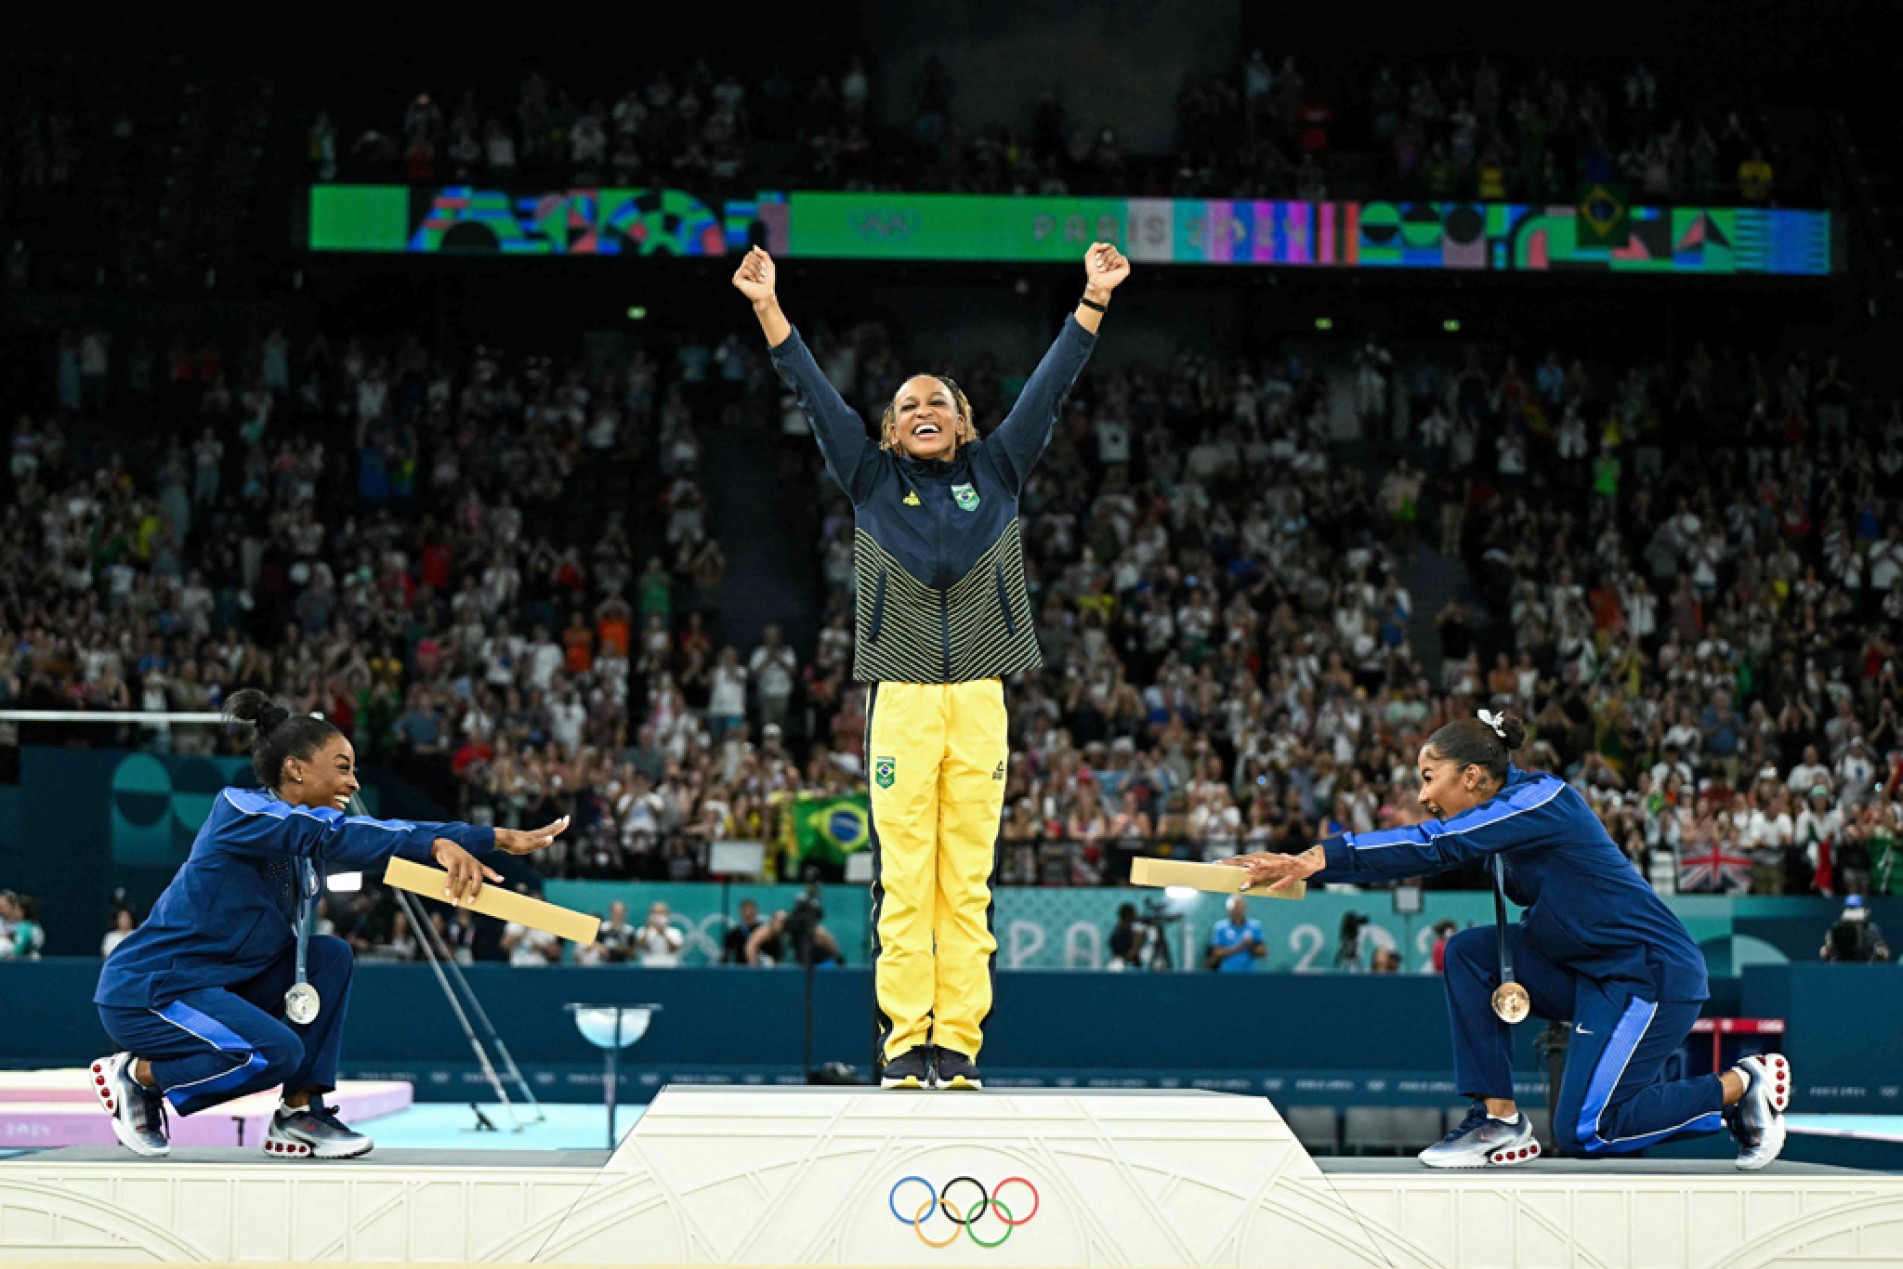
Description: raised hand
495,815,571,856
732,246,777,304
1085,241,1131,292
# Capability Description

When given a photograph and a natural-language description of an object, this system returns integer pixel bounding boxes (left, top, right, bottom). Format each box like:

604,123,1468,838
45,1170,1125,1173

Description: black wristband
1079,295,1108,313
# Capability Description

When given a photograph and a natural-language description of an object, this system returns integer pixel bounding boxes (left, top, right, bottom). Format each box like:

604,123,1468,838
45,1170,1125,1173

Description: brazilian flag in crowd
1577,181,1629,250
789,793,872,865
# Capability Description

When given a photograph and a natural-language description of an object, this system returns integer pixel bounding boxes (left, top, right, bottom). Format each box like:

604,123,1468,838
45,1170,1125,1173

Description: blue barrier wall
4,960,1889,1110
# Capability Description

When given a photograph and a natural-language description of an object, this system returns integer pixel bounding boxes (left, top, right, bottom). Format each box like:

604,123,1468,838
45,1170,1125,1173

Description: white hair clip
1477,709,1508,740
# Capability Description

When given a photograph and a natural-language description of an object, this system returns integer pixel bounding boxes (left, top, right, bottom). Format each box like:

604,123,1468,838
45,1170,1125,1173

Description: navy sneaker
880,1045,932,1090
1727,1053,1791,1171
1418,1102,1540,1168
90,1052,169,1158
933,1047,984,1090
264,1096,373,1159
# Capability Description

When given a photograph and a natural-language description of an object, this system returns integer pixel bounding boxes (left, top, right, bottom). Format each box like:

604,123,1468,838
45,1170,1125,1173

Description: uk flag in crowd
1677,843,1755,893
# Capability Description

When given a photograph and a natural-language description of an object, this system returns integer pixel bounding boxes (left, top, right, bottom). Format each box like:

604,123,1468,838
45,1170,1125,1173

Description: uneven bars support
392,886,523,1129
407,884,545,1124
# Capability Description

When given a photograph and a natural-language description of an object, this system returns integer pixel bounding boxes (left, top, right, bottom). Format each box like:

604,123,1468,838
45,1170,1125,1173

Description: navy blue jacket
96,788,494,1008
1315,767,1709,1002
770,316,1097,683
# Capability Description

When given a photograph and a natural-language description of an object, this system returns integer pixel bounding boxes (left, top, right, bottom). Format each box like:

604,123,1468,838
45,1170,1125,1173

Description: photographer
1206,896,1264,973
748,887,845,968
1108,903,1149,970
1821,895,1891,963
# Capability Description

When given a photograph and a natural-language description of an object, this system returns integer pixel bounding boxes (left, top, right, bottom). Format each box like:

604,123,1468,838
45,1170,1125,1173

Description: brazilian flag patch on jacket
952,483,980,511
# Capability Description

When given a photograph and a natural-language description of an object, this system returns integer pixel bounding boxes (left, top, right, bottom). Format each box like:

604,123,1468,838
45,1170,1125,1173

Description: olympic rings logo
888,1175,1039,1249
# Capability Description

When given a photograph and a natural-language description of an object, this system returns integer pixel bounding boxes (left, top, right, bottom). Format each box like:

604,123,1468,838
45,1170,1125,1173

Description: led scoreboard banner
307,185,1837,276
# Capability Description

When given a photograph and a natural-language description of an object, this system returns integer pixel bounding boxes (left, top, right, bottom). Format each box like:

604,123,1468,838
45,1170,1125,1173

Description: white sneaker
263,1097,374,1160
89,1052,169,1158
1418,1103,1541,1168
1728,1053,1791,1171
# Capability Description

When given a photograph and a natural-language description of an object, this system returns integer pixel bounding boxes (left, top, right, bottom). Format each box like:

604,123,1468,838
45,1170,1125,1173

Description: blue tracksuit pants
1443,925,1726,1156
96,935,354,1116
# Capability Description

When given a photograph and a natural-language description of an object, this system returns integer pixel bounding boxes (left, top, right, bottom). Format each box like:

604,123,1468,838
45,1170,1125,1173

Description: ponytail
223,689,339,791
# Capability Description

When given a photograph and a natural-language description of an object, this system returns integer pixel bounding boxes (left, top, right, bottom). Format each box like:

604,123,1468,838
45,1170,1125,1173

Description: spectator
503,885,563,965
745,908,790,965
2,895,45,960
634,900,684,966
722,897,764,963
101,907,137,958
591,899,637,965
1206,896,1265,972
749,624,797,734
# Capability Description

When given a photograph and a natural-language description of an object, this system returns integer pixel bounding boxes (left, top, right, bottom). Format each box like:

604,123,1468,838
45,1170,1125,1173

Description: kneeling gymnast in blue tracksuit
91,689,567,1159
1231,710,1792,1170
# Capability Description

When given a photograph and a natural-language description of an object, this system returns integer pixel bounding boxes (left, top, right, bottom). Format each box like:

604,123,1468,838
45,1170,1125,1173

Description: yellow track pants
866,678,1007,1064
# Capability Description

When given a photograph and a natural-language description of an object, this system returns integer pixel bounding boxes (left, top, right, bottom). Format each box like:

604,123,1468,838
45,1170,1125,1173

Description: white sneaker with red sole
89,1052,169,1158
1418,1103,1542,1168
1728,1053,1792,1171
262,1097,374,1160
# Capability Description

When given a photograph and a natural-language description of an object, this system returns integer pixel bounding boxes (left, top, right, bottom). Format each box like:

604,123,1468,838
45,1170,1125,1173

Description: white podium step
2,1086,1899,1266
552,1086,1379,1266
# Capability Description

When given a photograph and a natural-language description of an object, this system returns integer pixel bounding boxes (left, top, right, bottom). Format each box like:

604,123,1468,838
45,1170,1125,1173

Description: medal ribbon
1492,853,1519,994
294,859,317,997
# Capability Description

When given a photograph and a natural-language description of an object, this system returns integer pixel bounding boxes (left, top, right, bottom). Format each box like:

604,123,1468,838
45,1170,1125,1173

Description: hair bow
1477,709,1507,740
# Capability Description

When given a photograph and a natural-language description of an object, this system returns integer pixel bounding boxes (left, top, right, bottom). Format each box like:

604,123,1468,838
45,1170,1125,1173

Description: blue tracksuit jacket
95,788,494,1009
1314,766,1709,1002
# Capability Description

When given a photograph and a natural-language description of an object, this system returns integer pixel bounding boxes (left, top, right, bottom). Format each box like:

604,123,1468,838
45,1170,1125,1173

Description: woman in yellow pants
734,242,1129,1087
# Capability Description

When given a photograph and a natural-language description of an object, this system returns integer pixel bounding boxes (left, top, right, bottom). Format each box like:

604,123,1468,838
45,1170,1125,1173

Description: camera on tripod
1139,895,1181,927
1337,911,1371,969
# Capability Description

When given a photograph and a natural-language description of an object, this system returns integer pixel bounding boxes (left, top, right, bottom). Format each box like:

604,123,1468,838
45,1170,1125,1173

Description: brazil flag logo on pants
874,756,896,789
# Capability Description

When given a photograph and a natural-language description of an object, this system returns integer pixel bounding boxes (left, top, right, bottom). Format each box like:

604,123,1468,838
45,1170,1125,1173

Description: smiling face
284,733,362,813
1415,744,1494,820
888,375,965,462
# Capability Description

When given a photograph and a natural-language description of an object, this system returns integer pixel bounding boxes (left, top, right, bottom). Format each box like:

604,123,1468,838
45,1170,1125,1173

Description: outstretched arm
1225,776,1571,890
989,242,1130,490
734,246,877,501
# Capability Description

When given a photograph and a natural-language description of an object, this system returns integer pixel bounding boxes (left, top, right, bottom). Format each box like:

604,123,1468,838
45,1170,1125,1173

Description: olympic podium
3,1086,1902,1266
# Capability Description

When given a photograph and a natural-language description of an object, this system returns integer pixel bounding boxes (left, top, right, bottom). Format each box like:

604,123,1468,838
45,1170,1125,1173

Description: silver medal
284,981,321,1025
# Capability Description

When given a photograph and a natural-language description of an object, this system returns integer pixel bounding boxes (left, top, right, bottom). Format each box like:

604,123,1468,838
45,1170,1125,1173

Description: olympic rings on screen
888,1175,1041,1248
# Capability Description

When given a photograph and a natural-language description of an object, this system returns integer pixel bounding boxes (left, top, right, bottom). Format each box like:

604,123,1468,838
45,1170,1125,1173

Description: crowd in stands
312,53,1797,205
4,302,1901,906
1172,55,1781,204
784,317,1903,899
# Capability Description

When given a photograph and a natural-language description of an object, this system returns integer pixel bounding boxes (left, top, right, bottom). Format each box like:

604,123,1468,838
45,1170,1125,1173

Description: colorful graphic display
308,185,788,256
308,186,1835,276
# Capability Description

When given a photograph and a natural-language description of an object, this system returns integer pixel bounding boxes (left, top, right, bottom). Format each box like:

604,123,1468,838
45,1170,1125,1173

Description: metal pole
394,887,520,1127
607,1011,622,1149
410,887,546,1123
